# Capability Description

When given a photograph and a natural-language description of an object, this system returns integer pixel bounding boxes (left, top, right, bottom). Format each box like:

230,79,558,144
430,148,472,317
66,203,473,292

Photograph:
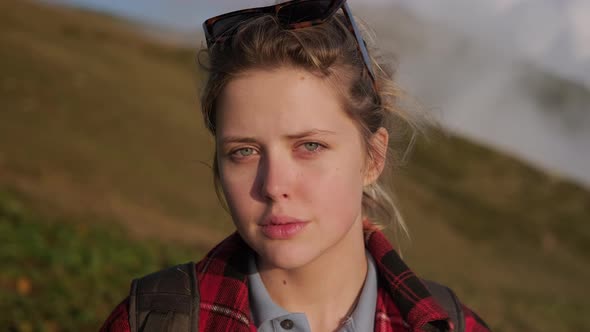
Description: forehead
215,67,356,137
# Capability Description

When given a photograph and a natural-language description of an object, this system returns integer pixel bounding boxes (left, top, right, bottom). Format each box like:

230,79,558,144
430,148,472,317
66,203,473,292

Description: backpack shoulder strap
423,280,465,332
128,262,199,332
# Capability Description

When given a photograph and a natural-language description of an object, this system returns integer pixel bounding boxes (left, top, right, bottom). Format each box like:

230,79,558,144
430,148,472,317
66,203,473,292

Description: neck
257,218,367,331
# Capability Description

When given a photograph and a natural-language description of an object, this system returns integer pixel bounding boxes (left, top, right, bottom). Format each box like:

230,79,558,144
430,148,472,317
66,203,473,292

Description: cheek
219,163,258,216
303,152,365,213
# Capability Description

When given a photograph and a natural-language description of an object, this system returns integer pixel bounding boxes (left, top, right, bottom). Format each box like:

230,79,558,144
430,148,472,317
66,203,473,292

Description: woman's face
216,67,383,270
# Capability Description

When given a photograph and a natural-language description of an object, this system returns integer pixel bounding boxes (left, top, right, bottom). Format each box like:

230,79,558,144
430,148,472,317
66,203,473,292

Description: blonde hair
199,12,427,242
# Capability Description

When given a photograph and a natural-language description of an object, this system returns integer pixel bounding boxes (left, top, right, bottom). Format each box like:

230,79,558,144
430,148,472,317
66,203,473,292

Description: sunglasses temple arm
342,2,377,83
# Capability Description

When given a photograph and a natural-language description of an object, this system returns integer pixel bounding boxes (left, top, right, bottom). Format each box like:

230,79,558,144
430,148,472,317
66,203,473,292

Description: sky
394,0,590,88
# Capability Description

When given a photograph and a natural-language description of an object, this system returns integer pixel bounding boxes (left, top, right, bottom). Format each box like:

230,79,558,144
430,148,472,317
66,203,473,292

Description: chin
255,240,320,271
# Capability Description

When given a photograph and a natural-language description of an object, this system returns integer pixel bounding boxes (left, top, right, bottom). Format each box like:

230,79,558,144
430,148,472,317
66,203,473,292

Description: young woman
101,1,490,331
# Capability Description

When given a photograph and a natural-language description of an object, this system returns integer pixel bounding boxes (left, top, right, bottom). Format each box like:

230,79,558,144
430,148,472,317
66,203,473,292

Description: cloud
392,0,590,86
568,1,590,59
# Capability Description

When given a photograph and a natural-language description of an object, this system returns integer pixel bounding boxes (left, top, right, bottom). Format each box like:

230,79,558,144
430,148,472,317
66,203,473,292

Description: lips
260,215,308,240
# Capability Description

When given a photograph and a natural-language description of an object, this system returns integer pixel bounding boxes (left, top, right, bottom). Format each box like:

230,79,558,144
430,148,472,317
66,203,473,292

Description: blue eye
237,148,255,156
303,142,320,152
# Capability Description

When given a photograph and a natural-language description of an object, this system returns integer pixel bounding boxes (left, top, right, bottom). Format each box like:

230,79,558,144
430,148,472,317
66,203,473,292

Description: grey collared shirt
247,252,378,332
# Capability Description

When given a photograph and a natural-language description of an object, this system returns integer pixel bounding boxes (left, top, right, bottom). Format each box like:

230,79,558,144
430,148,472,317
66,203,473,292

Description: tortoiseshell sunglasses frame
202,0,377,85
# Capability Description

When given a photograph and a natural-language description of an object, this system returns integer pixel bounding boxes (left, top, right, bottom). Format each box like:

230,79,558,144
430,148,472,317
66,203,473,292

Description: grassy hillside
1,1,589,331
0,0,232,245
0,189,199,331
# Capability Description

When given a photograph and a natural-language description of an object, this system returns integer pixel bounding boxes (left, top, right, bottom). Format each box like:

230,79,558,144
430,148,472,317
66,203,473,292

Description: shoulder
97,234,244,332
462,304,492,332
423,280,491,332
425,280,491,332
97,232,243,332
376,280,492,332
99,297,130,332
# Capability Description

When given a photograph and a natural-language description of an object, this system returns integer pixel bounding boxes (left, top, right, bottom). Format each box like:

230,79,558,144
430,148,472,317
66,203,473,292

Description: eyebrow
220,129,336,145
285,129,337,140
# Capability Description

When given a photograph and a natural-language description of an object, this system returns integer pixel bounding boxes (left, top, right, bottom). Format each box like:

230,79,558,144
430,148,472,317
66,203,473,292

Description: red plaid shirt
100,227,490,332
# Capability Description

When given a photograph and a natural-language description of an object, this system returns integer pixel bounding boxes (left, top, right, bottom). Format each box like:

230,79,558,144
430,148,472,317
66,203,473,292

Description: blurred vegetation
0,1,589,331
0,189,199,331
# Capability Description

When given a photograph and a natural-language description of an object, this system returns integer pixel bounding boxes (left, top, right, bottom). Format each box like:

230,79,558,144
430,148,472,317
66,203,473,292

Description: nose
256,151,294,202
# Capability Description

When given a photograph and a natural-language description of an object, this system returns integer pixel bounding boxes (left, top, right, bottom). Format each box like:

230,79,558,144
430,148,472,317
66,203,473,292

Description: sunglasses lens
277,0,334,24
208,12,261,43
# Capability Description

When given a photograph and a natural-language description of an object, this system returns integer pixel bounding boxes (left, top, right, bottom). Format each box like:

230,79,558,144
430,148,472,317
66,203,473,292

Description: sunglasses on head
202,0,376,84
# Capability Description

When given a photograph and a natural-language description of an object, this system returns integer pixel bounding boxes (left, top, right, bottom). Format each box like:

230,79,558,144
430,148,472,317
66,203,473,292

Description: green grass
0,189,200,331
1,1,589,331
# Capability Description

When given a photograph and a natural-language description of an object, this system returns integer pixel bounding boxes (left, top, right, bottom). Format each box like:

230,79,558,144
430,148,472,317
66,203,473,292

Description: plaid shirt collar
194,224,451,332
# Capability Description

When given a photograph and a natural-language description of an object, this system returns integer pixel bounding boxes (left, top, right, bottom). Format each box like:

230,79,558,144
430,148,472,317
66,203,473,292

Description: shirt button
280,319,294,330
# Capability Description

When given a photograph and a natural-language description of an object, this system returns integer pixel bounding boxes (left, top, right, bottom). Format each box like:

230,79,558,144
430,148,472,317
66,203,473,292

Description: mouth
259,215,309,239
